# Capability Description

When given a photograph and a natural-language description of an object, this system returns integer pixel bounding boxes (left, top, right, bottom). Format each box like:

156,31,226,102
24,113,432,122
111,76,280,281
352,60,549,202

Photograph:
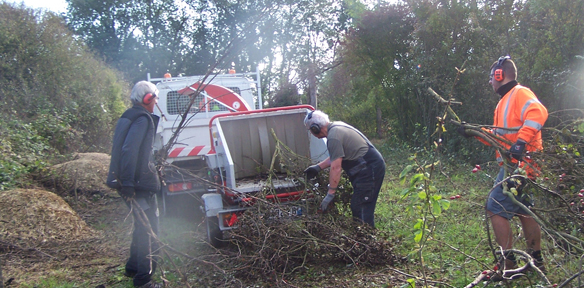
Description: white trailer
148,70,328,246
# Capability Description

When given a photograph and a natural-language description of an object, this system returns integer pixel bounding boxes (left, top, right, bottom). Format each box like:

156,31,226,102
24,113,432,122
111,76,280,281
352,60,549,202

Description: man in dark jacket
107,81,162,288
303,110,386,227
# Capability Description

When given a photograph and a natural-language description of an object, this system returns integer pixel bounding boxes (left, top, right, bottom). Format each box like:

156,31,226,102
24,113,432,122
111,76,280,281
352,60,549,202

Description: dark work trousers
123,193,159,287
342,145,386,227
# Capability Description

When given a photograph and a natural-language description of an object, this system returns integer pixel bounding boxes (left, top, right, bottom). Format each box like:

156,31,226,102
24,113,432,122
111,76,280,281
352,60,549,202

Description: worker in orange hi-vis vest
458,56,548,275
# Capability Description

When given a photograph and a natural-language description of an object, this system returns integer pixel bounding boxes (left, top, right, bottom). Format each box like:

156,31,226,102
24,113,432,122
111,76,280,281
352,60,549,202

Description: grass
10,147,584,287
374,148,580,287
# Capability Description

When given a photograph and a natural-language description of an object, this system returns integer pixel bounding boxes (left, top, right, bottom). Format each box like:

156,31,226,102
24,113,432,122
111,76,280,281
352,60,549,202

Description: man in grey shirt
304,110,386,227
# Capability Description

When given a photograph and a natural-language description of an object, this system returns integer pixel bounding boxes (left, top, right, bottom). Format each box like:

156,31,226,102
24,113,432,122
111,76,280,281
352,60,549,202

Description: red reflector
168,182,192,192
223,213,239,227
228,213,238,227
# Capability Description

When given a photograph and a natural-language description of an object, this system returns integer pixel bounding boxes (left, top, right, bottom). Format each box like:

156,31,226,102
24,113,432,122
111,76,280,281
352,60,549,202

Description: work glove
304,164,322,179
456,122,471,138
509,140,526,161
320,192,335,212
120,186,135,198
505,176,526,195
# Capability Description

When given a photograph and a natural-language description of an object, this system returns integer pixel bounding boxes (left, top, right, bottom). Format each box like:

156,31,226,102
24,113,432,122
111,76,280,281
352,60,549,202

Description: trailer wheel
206,216,224,248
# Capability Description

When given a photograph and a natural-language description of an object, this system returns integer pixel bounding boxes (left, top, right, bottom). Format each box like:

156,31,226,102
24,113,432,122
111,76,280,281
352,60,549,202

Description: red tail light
167,182,193,192
223,213,239,227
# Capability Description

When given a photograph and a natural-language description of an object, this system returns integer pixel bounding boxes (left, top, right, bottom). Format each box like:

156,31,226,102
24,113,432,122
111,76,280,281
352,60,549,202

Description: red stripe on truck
187,146,204,156
168,147,185,158
168,146,209,158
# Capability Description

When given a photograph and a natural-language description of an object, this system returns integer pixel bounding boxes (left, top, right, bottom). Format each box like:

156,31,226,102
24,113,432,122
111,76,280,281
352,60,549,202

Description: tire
206,216,224,248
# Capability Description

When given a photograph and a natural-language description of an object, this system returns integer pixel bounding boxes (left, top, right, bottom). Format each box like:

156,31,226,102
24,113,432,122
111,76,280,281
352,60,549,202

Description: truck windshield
166,91,230,115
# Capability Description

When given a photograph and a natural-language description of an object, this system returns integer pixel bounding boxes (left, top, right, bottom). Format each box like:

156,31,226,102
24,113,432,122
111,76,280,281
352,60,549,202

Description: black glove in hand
456,123,471,138
320,193,335,211
304,164,322,179
120,186,135,198
509,140,526,161
505,176,526,194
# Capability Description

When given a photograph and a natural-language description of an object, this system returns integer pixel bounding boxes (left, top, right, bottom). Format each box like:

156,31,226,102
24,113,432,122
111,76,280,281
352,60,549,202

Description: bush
0,117,54,190
0,3,129,188
0,3,128,154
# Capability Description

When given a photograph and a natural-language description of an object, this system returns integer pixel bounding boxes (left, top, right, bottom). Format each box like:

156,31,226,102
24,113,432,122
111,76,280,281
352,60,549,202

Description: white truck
148,70,328,246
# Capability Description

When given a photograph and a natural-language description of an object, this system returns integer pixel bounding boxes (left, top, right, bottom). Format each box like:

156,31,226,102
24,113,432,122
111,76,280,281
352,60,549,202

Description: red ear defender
143,93,155,105
493,69,504,82
493,56,510,82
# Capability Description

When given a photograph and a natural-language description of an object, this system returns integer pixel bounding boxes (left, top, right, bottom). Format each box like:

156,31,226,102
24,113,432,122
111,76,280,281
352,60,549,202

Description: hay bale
0,189,99,246
49,153,112,194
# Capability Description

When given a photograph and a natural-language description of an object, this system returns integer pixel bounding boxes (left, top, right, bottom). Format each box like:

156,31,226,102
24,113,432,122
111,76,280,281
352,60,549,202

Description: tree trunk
308,63,318,108
376,106,382,138
1,257,3,288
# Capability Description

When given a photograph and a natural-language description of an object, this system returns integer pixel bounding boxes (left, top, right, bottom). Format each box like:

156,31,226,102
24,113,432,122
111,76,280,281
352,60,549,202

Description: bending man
304,110,386,227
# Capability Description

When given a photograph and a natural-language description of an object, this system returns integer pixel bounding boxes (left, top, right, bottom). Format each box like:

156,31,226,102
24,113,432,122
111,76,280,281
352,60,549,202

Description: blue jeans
347,147,386,227
123,194,159,287
487,168,533,220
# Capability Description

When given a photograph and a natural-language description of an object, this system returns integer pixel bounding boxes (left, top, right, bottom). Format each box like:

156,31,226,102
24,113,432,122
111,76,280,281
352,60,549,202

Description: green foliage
399,155,450,243
0,116,53,190
319,0,584,165
267,82,300,107
0,2,128,155
0,3,128,189
321,4,415,139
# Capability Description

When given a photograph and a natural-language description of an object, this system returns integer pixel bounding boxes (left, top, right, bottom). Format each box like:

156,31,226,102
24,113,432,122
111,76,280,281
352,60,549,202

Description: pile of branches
223,199,401,281
215,139,401,281
531,112,584,254
153,129,402,283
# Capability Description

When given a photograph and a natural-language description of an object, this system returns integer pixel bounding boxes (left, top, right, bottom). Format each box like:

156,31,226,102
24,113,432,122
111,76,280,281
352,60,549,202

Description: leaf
400,188,411,198
400,165,414,183
417,191,427,200
413,219,423,229
410,173,426,186
432,199,442,215
414,230,423,243
439,199,451,210
578,122,584,134
404,278,416,288
423,161,440,170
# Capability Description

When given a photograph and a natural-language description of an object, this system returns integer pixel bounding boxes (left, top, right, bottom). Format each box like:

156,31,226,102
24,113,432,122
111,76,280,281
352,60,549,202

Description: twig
558,269,584,288
0,240,57,259
382,267,456,288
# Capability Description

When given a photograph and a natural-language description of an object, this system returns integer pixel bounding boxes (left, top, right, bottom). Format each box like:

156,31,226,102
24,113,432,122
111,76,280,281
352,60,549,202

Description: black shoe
124,269,137,278
530,250,546,273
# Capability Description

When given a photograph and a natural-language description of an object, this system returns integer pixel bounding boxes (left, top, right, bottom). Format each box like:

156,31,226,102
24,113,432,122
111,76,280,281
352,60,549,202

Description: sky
11,0,68,13
11,0,400,14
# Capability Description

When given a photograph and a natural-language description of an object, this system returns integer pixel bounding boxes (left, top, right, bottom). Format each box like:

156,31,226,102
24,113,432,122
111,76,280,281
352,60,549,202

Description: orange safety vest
478,85,548,175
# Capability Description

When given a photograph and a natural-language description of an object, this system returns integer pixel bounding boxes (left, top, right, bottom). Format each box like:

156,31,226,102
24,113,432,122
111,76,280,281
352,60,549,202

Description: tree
513,0,584,116
66,0,194,82
66,0,349,107
322,3,414,139
0,2,127,152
